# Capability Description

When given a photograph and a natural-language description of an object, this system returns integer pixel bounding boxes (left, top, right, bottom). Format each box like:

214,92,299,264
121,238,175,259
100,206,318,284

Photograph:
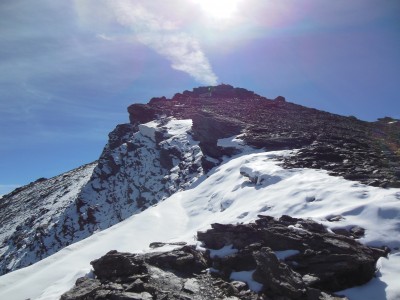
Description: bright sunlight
192,0,242,19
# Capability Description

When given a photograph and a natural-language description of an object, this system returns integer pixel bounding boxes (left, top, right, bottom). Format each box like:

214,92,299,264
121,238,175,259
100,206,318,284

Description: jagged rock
197,215,388,292
252,247,306,299
127,85,399,187
147,245,208,274
62,216,383,300
91,250,146,280
60,277,101,300
274,95,286,102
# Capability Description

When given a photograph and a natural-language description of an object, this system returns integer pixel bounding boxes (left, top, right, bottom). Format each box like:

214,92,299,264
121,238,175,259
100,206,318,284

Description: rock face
62,216,387,300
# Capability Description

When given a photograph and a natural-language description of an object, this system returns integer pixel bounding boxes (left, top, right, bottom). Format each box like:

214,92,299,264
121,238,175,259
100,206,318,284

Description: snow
208,245,238,258
138,120,159,142
229,270,263,292
340,252,400,300
217,135,247,149
0,150,400,300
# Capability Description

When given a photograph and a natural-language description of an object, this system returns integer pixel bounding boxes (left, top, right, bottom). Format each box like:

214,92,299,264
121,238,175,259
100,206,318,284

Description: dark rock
252,247,306,299
274,96,286,102
197,216,387,292
91,250,146,280
127,104,159,124
60,277,101,300
147,246,207,274
350,226,365,238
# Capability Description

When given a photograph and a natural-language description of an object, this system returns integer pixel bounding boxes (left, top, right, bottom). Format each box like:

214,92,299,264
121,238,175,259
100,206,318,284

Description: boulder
252,247,306,299
147,245,207,274
90,250,146,280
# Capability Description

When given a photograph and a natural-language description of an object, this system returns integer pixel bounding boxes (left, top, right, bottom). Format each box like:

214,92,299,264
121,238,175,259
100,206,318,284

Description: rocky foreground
62,216,388,300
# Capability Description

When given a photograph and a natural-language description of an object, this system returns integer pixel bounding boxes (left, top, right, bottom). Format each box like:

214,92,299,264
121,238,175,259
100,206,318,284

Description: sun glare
193,0,242,19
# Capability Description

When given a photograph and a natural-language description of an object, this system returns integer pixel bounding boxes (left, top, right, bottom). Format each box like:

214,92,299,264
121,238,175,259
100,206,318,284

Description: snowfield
0,146,399,300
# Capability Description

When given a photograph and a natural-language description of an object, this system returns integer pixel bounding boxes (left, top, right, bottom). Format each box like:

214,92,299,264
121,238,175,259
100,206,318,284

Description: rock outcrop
62,216,387,300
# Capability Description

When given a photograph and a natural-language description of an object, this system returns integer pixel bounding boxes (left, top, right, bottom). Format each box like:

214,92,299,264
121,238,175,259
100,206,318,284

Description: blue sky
1,0,399,195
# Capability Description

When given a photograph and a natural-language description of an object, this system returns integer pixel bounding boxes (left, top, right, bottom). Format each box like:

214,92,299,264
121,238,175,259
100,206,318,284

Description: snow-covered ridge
0,118,206,275
0,162,97,274
0,150,399,300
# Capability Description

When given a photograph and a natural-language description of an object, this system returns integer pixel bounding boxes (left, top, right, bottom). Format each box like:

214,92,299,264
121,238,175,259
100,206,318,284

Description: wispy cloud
104,0,218,85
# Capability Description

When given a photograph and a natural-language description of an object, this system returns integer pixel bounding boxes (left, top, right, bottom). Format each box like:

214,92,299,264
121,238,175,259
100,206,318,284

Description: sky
0,0,399,195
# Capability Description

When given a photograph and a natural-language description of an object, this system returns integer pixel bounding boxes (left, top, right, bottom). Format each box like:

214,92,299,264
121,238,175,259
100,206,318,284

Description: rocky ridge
128,84,400,187
0,162,96,274
62,216,388,300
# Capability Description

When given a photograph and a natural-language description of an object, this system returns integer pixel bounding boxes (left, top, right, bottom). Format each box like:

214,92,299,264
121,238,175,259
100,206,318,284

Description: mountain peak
1,85,400,299
128,86,400,188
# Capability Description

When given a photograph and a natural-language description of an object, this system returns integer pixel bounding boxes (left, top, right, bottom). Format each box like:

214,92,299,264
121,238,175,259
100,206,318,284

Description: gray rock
60,277,101,300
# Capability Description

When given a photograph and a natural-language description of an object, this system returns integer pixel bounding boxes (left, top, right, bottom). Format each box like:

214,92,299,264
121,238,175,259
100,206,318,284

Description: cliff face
1,84,399,276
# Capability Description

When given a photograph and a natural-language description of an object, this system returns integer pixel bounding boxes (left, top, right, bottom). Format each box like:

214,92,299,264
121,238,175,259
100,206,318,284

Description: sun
192,0,242,20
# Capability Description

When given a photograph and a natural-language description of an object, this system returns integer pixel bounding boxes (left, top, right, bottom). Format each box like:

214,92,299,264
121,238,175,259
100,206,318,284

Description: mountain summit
0,85,399,299
128,84,400,186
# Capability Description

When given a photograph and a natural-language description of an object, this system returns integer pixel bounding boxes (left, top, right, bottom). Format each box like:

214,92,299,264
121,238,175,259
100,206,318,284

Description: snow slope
0,148,399,300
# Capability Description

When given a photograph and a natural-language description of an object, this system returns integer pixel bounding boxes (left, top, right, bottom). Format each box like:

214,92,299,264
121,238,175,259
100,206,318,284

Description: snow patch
138,120,159,142
209,245,238,258
230,270,263,292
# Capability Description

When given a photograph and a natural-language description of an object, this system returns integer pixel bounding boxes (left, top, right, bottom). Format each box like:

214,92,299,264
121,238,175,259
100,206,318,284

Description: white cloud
102,0,218,85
